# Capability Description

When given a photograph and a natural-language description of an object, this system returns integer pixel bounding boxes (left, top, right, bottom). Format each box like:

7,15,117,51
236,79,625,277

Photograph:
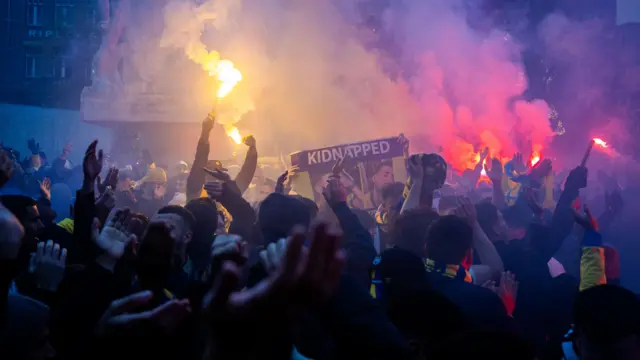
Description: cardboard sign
290,137,407,211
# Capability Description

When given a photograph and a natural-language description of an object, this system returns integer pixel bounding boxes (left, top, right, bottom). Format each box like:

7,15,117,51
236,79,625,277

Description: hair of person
373,160,393,175
381,182,405,201
258,193,311,244
0,195,37,221
157,205,195,231
292,195,319,219
573,284,640,346
184,198,219,269
425,215,473,265
391,208,440,258
184,198,218,235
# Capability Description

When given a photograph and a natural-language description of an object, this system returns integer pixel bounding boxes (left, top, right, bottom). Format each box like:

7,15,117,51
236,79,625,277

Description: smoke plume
133,0,559,169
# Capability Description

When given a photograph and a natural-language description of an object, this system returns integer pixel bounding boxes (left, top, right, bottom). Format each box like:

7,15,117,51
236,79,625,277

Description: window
27,4,44,26
55,3,75,28
25,55,37,78
25,48,54,78
55,57,72,79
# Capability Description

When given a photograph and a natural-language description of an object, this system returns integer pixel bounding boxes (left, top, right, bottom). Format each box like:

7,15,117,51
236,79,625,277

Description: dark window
55,1,75,28
27,2,45,26
25,47,54,78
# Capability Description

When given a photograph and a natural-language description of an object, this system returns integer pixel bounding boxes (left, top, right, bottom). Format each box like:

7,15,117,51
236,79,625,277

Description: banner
290,137,407,211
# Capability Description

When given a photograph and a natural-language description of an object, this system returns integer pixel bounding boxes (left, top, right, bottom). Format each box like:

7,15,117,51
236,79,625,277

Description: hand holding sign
332,157,346,175
323,175,347,206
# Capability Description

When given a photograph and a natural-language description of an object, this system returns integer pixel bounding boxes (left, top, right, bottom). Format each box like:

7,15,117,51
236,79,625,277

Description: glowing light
226,126,242,145
530,156,540,167
208,59,242,99
480,158,487,176
529,148,541,167
593,138,608,148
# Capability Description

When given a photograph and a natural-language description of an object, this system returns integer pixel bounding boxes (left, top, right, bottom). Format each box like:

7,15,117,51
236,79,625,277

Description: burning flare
226,126,242,145
593,138,608,148
198,53,243,143
530,152,540,167
209,59,243,99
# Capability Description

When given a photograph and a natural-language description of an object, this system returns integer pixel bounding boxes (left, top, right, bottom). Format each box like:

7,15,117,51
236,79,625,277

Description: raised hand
29,240,67,292
332,157,347,176
203,167,231,182
204,180,224,200
406,155,423,182
398,133,409,156
202,113,215,135
485,157,503,183
211,234,247,267
259,238,287,274
275,170,289,194
479,147,489,161
530,158,552,180
204,223,345,357
97,167,119,195
27,138,41,155
0,150,15,188
97,291,191,337
94,209,137,260
83,140,104,184
242,135,256,148
512,152,526,173
454,196,477,225
322,175,347,206
38,177,51,201
565,166,588,191
573,204,598,232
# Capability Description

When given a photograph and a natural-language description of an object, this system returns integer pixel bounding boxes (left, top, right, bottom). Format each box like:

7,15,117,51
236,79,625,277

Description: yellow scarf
424,258,473,283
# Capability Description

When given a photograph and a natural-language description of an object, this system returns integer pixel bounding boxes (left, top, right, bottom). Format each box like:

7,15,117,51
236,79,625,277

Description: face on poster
291,137,406,211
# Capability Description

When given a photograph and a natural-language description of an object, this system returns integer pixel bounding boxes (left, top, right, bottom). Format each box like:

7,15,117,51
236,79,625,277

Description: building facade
0,0,101,109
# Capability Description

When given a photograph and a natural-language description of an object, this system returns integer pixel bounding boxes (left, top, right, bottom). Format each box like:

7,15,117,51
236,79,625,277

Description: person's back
427,271,513,332
425,215,514,332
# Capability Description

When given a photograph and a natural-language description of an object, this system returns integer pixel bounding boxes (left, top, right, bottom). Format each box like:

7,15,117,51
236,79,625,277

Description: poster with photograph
290,136,407,212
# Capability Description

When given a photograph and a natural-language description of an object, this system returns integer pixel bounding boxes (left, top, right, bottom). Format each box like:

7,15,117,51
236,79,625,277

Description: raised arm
455,197,504,283
400,156,423,214
234,135,258,194
186,114,214,201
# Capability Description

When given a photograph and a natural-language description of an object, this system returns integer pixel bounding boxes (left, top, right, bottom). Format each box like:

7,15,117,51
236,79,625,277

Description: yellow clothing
580,247,606,292
57,218,74,234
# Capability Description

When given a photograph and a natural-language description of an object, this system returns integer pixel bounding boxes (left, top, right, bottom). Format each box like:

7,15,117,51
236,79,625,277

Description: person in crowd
130,165,169,217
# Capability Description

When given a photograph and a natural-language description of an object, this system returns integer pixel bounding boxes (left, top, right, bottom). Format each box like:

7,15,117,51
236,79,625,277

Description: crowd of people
0,112,637,360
